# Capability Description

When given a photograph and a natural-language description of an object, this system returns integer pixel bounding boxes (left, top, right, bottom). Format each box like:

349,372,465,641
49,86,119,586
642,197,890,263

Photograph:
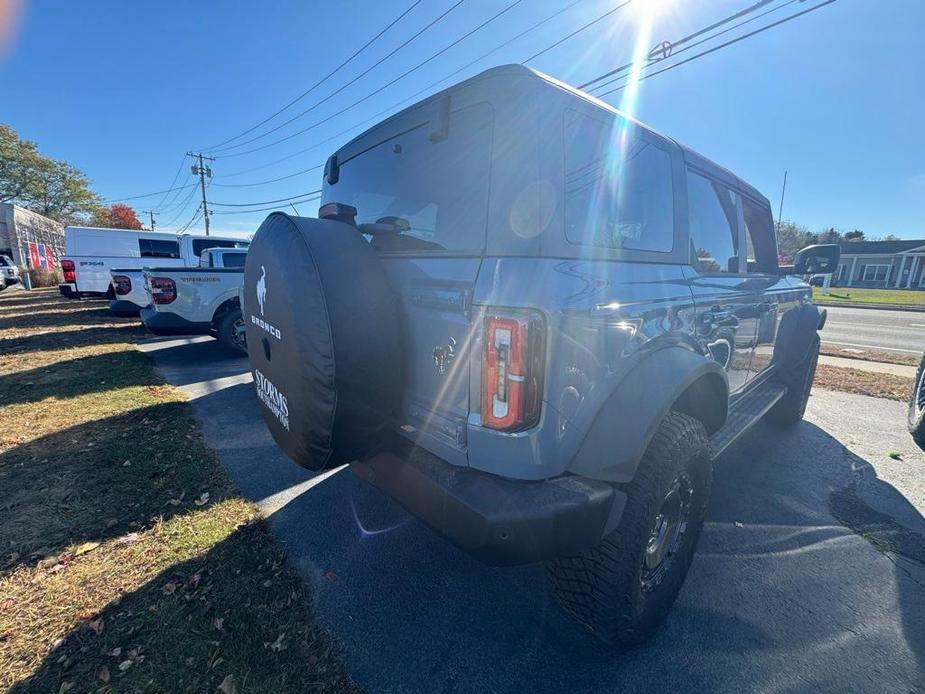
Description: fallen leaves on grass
814,364,912,402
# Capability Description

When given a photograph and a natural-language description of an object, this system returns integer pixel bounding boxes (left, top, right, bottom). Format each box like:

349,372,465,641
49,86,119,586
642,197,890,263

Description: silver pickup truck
139,248,247,354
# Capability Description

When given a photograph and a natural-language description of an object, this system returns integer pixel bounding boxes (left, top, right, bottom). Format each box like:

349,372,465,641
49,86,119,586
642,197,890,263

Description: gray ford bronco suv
242,65,838,645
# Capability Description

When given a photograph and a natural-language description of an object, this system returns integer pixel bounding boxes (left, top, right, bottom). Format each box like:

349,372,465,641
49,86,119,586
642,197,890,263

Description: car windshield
322,102,492,253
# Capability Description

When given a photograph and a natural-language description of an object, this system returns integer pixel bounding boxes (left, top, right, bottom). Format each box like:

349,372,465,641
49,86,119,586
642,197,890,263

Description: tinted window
564,111,674,252
687,171,738,274
221,252,246,268
193,239,249,256
139,239,179,258
0,255,12,267
323,102,493,253
742,195,778,273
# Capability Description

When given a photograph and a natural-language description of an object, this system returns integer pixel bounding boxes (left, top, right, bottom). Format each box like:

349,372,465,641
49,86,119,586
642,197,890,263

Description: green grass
813,286,925,306
0,289,355,693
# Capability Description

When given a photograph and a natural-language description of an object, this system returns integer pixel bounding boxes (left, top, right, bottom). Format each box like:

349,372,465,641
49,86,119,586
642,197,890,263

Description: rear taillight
481,313,544,431
149,277,176,304
112,275,131,296
61,259,76,283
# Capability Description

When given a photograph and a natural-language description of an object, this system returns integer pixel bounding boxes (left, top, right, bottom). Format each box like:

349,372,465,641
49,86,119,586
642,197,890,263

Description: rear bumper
352,443,624,566
109,299,144,317
58,283,77,298
140,307,210,336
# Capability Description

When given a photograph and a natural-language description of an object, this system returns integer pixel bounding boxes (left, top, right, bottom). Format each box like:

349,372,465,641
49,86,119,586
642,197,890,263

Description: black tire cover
242,213,402,470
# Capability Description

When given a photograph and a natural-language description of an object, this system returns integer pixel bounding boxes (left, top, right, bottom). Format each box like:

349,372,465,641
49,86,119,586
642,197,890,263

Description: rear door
322,102,494,466
683,169,759,394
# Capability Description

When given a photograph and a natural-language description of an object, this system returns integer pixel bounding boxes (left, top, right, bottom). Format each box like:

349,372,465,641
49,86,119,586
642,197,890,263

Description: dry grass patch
820,343,919,367
0,289,355,692
814,364,912,402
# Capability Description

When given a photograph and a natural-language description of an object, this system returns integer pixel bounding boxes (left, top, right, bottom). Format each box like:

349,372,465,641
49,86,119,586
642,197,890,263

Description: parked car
140,251,248,354
110,247,247,317
58,226,249,299
242,65,837,645
0,255,20,288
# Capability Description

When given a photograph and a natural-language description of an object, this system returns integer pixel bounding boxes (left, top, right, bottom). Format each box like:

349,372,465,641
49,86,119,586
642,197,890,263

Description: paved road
822,306,925,354
141,336,925,693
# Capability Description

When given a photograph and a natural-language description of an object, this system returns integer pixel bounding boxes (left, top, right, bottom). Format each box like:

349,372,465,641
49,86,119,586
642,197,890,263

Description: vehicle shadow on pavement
255,419,925,692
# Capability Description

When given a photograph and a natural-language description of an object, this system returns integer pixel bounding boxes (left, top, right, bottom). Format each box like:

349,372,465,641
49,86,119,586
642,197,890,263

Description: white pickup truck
110,247,247,317
59,226,249,299
139,251,248,354
0,255,20,290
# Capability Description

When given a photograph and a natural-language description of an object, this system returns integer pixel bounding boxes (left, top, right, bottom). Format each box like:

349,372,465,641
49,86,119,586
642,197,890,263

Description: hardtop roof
333,64,770,207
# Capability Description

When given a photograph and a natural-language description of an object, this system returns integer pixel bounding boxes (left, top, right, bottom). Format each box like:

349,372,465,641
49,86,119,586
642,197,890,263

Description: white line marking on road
909,323,925,328
822,340,921,354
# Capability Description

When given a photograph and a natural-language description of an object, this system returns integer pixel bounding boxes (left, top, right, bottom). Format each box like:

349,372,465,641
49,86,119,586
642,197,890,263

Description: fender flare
568,347,728,484
211,297,240,328
772,303,823,370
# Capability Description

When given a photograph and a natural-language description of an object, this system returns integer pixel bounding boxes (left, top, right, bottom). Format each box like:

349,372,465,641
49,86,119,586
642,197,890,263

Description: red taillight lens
149,277,176,304
112,275,131,295
482,313,544,431
61,259,76,283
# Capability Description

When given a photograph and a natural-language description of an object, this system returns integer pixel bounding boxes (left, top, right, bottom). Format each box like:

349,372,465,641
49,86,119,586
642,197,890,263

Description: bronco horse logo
256,265,267,316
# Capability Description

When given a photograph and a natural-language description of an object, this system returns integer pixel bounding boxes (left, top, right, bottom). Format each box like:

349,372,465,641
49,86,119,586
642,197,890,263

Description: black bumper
109,299,143,317
58,283,78,298
352,443,624,566
140,307,210,336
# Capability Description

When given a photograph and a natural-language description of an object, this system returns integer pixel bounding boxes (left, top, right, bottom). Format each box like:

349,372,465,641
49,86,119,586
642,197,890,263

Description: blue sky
1,0,922,237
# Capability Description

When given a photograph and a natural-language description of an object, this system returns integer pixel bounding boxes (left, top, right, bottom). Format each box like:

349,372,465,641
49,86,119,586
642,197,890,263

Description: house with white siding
835,239,925,288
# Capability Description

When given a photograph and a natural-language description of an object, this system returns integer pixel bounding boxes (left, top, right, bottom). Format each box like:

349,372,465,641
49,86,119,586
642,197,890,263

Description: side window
193,239,241,256
686,171,738,274
564,111,674,252
139,239,179,258
742,196,778,274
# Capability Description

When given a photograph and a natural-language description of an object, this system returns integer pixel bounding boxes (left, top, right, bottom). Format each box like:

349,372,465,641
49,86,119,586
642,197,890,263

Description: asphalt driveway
140,336,925,693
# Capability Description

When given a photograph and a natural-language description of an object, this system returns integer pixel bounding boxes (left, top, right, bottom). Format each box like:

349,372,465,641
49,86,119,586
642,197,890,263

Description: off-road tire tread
546,411,711,646
217,308,247,356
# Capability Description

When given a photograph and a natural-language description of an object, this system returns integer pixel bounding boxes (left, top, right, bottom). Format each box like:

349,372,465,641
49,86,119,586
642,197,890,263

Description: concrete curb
815,301,925,313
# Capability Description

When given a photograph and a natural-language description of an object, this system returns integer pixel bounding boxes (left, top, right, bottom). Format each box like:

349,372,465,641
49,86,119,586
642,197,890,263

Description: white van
58,227,249,299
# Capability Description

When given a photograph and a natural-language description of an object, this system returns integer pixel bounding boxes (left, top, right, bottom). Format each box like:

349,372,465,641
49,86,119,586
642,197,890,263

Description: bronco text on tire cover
242,213,403,471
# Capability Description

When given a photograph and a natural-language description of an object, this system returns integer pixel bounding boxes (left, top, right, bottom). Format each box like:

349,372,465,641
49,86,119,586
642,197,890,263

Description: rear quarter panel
469,257,697,480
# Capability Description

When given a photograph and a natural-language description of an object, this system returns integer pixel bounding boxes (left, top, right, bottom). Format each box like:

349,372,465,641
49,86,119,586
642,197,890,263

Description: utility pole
187,152,214,236
142,210,156,231
776,170,788,231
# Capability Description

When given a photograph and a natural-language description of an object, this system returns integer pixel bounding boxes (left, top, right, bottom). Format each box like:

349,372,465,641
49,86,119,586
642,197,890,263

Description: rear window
220,252,246,268
192,239,249,257
563,110,674,253
139,239,179,258
323,102,493,254
0,256,13,267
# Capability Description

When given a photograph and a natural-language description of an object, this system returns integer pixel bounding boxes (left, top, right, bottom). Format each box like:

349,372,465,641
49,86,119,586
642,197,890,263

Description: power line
212,163,323,188
210,189,322,207
202,0,424,151
104,181,198,203
176,204,203,233
215,0,591,181
213,0,525,159
152,155,189,209
594,0,839,99
522,0,635,64
581,0,797,93
158,184,200,228
213,195,322,216
210,0,468,155
188,152,215,236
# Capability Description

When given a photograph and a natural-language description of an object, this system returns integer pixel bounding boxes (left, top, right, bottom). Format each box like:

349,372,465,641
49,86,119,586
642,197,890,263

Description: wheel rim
915,362,925,415
641,471,694,592
232,318,247,350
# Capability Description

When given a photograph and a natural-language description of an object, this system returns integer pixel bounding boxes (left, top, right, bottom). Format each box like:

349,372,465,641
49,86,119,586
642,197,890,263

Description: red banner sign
27,242,40,268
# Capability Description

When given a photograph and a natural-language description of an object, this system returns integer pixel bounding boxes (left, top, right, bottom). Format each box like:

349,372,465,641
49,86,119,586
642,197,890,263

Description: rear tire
767,334,819,425
546,411,711,646
217,307,247,356
907,351,925,450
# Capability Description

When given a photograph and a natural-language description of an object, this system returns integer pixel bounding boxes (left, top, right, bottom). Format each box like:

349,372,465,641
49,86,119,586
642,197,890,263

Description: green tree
844,229,865,241
776,220,814,263
0,123,101,224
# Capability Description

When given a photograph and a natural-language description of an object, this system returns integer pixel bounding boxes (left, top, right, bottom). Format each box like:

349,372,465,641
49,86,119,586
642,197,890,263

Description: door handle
758,301,777,313
702,308,733,324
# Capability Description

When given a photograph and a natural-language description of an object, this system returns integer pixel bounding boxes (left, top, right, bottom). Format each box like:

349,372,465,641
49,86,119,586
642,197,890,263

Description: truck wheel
217,308,247,356
906,351,925,450
546,411,711,646
767,334,820,425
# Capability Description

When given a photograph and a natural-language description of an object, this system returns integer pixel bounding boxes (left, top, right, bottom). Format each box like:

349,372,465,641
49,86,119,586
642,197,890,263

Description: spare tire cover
242,213,402,470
